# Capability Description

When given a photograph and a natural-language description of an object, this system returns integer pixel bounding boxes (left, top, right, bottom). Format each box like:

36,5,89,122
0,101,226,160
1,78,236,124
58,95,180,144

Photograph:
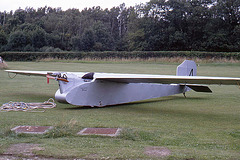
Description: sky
0,0,149,12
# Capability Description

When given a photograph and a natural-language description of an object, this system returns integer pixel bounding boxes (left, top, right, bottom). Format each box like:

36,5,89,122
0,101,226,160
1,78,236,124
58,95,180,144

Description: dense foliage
0,0,239,52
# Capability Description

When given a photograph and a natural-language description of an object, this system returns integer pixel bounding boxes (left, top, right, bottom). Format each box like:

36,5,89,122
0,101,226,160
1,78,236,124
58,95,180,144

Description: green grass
0,61,240,159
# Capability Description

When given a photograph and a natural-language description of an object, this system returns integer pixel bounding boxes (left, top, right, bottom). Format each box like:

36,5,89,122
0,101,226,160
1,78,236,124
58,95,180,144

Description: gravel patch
144,146,171,157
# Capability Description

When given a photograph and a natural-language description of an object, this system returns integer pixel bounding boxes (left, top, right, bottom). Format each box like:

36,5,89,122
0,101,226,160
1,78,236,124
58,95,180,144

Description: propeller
46,74,69,84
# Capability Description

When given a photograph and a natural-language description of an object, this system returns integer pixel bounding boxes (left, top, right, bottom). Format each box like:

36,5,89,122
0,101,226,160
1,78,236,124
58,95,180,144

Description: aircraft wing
94,73,240,85
5,70,240,85
5,70,87,77
5,70,53,76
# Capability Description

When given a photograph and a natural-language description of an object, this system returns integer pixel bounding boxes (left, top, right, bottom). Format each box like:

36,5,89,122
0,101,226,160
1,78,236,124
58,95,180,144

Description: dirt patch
4,143,44,157
144,146,171,157
1,143,81,159
0,156,18,160
0,155,63,160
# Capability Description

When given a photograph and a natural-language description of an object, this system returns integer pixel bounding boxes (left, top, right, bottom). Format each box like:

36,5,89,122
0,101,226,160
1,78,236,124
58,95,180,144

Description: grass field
0,61,240,159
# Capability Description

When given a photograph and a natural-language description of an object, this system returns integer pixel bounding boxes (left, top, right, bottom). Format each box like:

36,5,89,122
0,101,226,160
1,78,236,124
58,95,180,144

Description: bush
0,51,240,61
39,46,63,52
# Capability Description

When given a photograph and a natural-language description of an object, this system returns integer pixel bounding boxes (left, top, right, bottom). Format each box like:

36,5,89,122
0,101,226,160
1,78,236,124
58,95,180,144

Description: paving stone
11,126,53,134
77,128,121,137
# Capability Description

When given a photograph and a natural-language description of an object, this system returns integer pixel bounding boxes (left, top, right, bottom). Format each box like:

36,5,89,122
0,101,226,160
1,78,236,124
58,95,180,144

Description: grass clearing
0,61,240,159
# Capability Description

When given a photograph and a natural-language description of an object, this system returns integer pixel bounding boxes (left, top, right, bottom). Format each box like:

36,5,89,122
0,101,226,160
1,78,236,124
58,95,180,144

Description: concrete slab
77,128,121,137
11,126,53,134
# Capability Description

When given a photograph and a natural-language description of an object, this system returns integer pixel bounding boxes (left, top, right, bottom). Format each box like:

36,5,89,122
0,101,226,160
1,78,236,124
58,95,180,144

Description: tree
81,29,95,51
169,31,187,50
213,0,240,28
231,25,240,51
205,32,230,51
32,28,47,49
71,35,82,51
14,9,26,25
0,31,7,46
0,31,7,51
93,21,112,51
46,33,62,49
118,3,129,38
7,31,30,51
0,2,239,52
127,29,146,51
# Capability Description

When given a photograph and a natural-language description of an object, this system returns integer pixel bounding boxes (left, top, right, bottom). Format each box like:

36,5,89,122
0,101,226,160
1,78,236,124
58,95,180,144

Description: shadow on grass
64,96,209,110
61,96,240,123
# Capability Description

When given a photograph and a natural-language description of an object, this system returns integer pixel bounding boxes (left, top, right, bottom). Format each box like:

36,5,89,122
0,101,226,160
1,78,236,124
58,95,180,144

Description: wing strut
183,84,188,98
183,92,186,98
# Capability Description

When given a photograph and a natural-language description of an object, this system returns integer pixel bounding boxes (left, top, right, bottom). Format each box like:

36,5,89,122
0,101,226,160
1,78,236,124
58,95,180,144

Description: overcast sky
0,0,149,12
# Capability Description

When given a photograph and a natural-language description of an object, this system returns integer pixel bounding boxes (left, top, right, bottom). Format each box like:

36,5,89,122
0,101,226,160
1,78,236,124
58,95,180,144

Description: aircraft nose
55,89,68,104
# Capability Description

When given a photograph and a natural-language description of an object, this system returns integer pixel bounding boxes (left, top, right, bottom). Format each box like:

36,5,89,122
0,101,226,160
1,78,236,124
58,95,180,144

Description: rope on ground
0,98,56,112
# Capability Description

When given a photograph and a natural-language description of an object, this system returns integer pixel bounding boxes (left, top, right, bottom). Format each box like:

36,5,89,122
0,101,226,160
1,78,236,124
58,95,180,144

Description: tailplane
176,60,197,76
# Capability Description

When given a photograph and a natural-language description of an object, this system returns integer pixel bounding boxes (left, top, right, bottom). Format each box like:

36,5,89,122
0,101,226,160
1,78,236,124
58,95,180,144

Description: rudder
176,60,197,76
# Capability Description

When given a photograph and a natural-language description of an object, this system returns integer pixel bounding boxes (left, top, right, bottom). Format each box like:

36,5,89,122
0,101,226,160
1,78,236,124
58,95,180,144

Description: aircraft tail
176,60,197,76
177,60,212,93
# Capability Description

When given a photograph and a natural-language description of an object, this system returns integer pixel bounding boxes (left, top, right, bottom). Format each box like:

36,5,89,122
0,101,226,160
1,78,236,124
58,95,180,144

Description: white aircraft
5,60,240,107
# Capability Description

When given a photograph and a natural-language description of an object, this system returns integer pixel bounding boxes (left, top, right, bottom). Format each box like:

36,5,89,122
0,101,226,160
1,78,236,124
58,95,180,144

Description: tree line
0,0,239,52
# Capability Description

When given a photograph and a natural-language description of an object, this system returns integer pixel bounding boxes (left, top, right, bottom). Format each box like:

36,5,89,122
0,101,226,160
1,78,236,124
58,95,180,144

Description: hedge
1,51,240,61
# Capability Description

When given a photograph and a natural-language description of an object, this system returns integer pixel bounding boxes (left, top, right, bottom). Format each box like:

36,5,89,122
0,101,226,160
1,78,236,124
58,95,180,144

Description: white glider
5,60,240,107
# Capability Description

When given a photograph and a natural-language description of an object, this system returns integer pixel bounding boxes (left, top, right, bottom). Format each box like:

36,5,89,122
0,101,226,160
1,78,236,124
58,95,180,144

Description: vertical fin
176,60,197,76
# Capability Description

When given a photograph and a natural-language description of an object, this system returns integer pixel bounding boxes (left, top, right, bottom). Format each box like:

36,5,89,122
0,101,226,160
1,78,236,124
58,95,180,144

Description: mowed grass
0,61,240,159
